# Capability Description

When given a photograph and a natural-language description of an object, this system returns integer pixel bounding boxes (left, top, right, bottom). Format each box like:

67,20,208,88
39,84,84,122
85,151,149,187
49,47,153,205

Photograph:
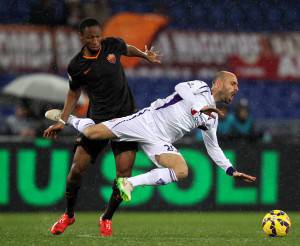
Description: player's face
80,26,102,52
221,75,239,104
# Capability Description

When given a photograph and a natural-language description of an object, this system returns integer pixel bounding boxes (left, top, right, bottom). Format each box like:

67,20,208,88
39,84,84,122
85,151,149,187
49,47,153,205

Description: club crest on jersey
107,54,116,64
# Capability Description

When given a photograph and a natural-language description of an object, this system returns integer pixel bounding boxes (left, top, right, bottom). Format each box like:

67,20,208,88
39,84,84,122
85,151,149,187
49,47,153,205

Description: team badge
106,53,116,64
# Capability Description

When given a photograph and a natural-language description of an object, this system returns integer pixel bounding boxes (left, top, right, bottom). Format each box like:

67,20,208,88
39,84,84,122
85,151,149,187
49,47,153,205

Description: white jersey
150,80,232,171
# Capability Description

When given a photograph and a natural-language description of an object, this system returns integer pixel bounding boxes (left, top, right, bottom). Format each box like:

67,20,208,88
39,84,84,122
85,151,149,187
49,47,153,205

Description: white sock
127,168,178,187
68,116,95,133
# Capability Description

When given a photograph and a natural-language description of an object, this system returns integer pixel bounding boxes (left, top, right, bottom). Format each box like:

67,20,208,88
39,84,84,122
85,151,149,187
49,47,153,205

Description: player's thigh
155,153,188,179
111,141,138,177
85,123,117,140
102,108,153,142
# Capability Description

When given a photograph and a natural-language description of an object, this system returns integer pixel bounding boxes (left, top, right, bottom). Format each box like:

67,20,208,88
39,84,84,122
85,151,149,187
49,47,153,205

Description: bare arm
43,88,81,139
202,128,256,182
126,45,161,63
60,88,81,123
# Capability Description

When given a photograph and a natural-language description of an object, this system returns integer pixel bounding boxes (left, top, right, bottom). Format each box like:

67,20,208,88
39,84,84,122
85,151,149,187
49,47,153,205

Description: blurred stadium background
0,1,300,242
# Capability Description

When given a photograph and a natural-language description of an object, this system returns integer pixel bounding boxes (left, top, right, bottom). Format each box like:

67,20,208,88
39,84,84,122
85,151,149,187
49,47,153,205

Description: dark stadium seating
1,0,300,31
108,0,300,32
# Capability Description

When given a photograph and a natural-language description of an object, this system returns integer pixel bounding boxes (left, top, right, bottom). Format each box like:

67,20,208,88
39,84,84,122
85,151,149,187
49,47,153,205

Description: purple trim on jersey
155,94,183,110
199,85,209,90
112,108,150,129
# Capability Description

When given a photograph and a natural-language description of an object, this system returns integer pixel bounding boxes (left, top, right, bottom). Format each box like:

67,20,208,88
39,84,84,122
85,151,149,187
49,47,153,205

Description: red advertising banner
0,25,299,81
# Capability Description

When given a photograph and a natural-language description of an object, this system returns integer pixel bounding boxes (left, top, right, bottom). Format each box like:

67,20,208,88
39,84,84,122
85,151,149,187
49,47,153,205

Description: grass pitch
0,212,299,246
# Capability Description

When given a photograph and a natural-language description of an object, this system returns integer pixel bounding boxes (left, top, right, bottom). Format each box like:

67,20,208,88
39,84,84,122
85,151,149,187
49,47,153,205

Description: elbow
126,45,133,56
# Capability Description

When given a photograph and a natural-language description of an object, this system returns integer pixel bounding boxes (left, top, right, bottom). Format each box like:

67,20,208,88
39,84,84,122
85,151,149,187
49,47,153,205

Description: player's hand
43,122,64,139
144,45,162,63
233,171,256,183
192,105,225,118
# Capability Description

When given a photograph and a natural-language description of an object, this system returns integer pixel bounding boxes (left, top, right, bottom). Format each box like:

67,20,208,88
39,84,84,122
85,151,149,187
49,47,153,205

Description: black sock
101,180,122,220
65,184,80,218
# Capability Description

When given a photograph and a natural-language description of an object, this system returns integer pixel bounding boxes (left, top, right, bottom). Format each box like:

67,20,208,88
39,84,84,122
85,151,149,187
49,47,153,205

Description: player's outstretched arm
126,45,161,63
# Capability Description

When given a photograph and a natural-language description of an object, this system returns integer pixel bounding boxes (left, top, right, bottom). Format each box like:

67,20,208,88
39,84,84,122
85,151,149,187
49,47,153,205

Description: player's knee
180,165,189,179
174,164,188,179
69,163,85,178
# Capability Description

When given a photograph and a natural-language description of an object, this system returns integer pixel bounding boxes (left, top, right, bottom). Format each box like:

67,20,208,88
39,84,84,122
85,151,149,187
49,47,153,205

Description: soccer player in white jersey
44,71,256,201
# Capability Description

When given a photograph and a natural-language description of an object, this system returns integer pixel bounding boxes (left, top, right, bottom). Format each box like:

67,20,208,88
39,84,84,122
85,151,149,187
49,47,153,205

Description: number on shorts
164,144,175,152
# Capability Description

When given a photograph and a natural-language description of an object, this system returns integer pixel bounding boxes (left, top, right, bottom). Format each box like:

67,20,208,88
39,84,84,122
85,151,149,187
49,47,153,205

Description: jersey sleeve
67,63,83,91
175,80,211,107
201,124,233,173
115,38,127,55
103,37,128,55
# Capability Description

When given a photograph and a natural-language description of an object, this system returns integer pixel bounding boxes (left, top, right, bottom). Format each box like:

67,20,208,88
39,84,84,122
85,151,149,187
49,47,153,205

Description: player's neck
211,88,221,102
83,46,101,57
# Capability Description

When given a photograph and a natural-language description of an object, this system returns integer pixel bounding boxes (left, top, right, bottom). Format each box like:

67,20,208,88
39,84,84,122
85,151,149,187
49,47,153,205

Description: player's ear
214,79,222,89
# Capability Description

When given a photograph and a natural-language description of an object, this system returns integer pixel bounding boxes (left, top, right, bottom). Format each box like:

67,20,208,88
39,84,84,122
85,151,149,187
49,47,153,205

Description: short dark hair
79,18,100,33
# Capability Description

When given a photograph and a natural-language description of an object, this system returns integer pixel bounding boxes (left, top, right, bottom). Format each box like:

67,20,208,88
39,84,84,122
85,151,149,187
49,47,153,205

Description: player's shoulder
187,80,211,95
67,52,82,75
186,80,209,88
102,37,125,45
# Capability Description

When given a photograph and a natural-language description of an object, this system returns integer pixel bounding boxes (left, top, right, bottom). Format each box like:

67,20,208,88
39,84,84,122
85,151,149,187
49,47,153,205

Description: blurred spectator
216,104,232,134
29,0,67,26
195,98,263,143
231,98,254,140
65,0,111,28
81,0,111,25
216,103,234,140
65,0,82,28
2,101,39,137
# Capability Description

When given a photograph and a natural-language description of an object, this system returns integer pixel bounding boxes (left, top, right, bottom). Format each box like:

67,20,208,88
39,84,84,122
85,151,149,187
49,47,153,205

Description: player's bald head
211,71,239,103
213,71,237,85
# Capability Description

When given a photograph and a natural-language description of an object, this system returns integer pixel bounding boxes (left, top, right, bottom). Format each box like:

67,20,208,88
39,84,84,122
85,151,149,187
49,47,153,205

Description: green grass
0,212,299,246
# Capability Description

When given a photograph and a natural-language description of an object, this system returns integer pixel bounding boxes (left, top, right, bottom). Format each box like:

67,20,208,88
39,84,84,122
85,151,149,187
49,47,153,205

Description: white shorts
102,108,182,167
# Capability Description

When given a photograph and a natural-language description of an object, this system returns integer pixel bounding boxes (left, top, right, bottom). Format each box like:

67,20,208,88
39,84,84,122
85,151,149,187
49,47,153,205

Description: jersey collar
82,46,101,59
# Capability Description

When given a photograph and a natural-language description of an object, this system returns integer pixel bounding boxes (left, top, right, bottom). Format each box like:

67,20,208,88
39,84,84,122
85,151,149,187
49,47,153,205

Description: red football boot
99,218,112,237
50,213,75,235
